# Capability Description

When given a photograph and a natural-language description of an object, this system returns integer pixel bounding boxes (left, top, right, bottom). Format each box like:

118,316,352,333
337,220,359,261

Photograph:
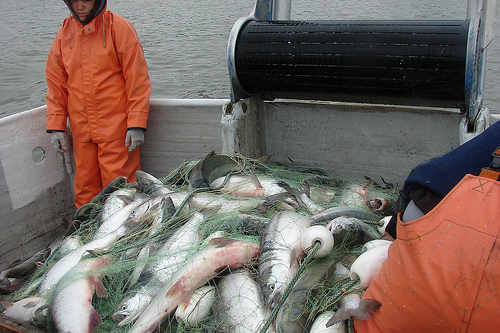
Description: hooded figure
46,0,151,208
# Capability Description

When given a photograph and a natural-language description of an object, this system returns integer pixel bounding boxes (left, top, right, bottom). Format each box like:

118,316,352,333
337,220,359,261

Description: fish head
260,263,292,309
100,188,137,219
113,292,152,327
136,170,163,194
327,216,355,235
129,199,155,221
365,197,393,215
3,297,49,328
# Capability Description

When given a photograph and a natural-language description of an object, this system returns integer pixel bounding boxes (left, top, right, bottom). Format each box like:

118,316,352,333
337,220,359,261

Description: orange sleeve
45,30,69,132
113,16,151,130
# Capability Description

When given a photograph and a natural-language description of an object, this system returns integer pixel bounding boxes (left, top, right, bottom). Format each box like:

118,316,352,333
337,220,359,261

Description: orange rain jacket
46,1,151,144
355,174,500,332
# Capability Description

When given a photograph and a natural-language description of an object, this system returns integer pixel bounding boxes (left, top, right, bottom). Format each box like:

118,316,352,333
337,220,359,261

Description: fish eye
268,284,275,291
121,305,128,311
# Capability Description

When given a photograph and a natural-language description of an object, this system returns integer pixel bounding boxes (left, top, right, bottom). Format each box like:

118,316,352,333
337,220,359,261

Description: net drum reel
228,12,485,122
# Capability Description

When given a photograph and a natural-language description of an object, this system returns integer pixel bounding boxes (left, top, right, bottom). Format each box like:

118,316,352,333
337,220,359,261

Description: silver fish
309,206,379,225
0,248,50,286
214,269,275,333
93,196,147,241
113,211,206,327
51,255,113,333
3,296,49,328
39,219,139,294
189,192,264,213
129,238,260,333
326,216,380,246
72,176,129,225
56,235,84,256
338,183,369,208
210,174,289,198
99,187,139,222
259,211,311,309
210,174,300,211
280,182,325,215
276,255,339,333
126,196,176,288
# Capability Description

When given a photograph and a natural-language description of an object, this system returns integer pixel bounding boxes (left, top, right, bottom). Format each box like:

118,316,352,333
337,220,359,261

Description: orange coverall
355,174,500,332
46,1,151,208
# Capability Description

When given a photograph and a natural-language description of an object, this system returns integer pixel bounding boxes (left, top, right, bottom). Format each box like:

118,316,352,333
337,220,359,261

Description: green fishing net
6,153,397,332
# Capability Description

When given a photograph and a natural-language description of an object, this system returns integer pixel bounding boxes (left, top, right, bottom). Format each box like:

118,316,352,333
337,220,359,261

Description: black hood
63,0,107,26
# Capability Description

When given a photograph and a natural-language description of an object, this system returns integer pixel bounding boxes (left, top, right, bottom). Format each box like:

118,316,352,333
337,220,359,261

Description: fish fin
353,299,382,320
23,300,41,308
208,237,236,247
205,150,217,158
248,171,263,189
189,157,209,190
88,307,102,332
116,194,133,205
326,299,382,327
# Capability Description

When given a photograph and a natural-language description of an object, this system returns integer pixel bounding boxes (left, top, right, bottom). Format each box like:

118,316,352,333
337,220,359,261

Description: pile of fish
0,152,398,333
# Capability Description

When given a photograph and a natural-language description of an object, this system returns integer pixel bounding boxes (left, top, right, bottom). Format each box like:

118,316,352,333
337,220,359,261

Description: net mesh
4,153,398,332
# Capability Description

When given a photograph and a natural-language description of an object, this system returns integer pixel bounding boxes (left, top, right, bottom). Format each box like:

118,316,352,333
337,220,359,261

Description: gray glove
125,128,145,152
50,131,70,153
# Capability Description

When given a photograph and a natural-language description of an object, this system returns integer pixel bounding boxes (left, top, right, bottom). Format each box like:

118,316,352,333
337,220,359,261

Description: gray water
1,0,499,118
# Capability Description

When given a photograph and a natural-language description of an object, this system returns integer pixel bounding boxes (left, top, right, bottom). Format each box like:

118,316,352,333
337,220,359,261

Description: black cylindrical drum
233,20,470,107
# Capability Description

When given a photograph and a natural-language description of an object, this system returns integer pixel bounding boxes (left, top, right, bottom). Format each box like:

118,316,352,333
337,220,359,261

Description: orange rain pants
355,174,500,332
72,138,140,208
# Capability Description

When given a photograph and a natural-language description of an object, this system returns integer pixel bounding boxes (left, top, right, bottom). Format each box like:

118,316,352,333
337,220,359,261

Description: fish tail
326,299,382,327
248,171,263,188
355,299,382,320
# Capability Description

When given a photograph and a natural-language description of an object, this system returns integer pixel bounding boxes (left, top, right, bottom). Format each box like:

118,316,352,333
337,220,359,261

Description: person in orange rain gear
355,121,500,332
46,0,151,209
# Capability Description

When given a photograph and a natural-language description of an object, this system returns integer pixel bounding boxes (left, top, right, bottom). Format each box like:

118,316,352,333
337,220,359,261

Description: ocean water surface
0,0,498,117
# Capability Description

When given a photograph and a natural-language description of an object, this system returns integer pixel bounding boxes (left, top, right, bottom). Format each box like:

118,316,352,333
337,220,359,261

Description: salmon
129,237,259,333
